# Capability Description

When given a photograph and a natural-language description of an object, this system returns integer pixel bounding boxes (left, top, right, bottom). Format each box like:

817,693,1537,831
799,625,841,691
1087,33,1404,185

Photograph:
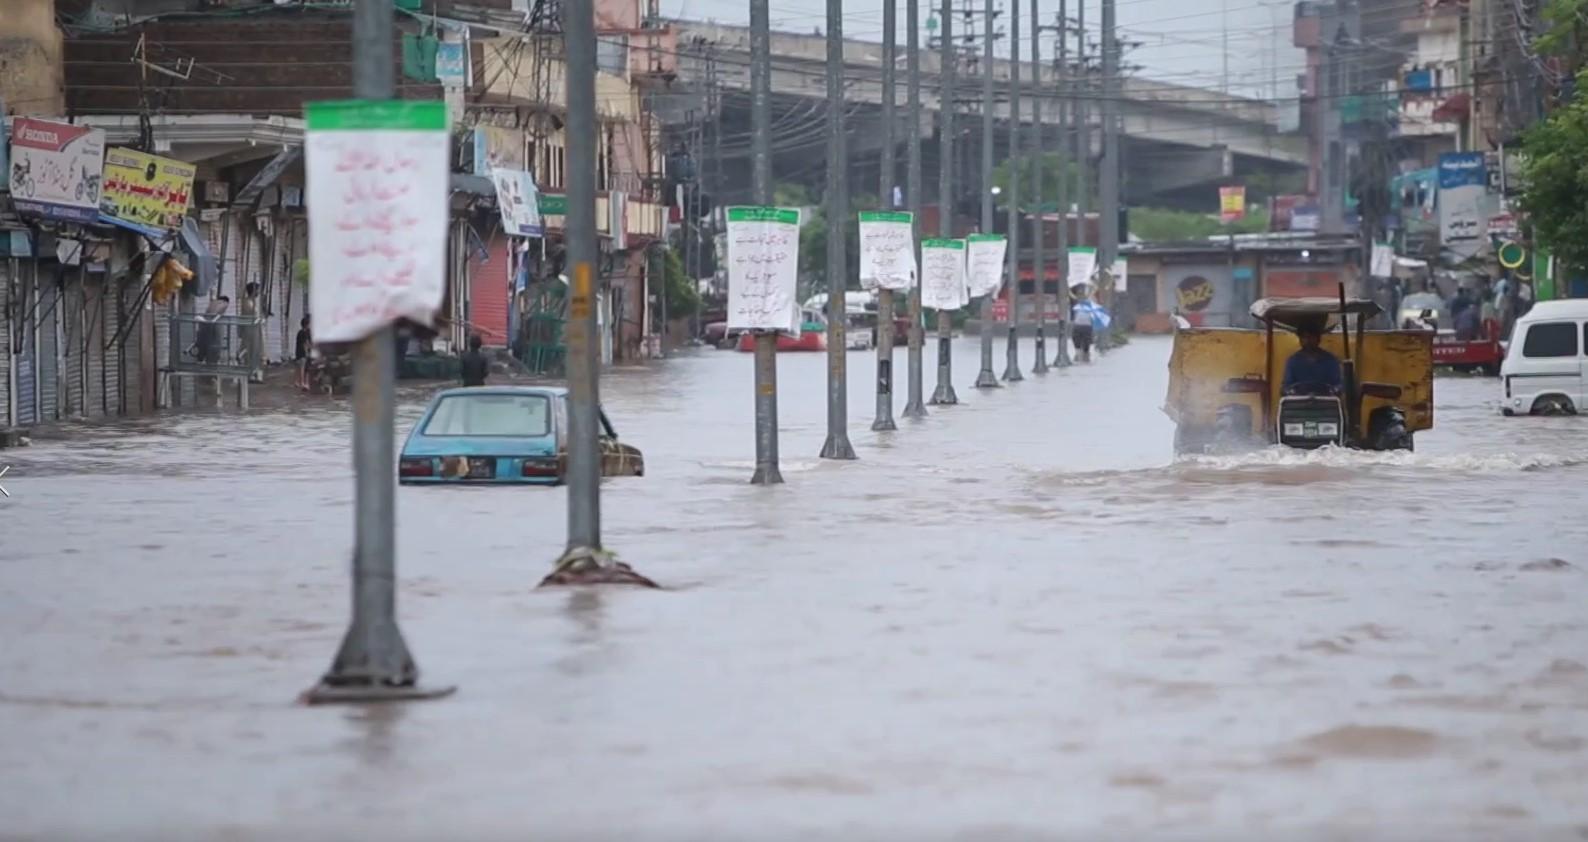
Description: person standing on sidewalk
460,334,489,387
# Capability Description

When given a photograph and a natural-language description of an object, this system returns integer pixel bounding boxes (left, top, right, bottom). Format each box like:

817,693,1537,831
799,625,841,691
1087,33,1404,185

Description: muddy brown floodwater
3,336,1587,839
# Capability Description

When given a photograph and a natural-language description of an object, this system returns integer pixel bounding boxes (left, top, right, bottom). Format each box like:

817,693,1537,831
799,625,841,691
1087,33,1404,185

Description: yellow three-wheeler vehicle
1166,295,1434,454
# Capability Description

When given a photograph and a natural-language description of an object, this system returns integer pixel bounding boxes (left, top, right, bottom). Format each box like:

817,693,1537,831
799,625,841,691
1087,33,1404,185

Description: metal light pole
305,0,451,703
874,0,899,432
974,0,999,389
1052,0,1073,367
543,0,655,585
1098,0,1119,305
820,0,857,460
929,0,959,405
1029,0,1049,374
902,0,929,419
1001,0,1024,382
749,0,784,483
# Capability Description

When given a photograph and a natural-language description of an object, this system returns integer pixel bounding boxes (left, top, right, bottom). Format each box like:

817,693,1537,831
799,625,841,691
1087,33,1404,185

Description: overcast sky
662,0,1304,102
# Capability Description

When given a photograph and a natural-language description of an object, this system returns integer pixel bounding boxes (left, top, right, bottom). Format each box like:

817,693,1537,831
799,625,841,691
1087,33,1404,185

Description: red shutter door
468,235,511,346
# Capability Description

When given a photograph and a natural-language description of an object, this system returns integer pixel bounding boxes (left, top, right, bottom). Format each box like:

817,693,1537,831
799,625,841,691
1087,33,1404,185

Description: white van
1499,299,1588,416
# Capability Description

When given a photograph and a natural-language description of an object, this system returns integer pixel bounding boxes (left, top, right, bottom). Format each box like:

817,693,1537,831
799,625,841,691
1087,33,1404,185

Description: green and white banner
305,100,449,343
920,238,967,310
966,233,1007,297
725,206,803,332
858,210,917,291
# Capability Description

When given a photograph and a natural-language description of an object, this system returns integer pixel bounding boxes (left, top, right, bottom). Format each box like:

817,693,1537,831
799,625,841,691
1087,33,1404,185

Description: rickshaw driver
1282,323,1344,396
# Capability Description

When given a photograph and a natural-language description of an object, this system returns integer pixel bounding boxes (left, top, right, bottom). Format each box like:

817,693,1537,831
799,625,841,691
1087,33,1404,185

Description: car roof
430,385,569,400
1517,299,1588,322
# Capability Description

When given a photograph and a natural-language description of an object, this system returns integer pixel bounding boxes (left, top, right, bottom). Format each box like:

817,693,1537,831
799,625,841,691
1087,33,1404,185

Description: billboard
100,147,197,230
8,118,106,223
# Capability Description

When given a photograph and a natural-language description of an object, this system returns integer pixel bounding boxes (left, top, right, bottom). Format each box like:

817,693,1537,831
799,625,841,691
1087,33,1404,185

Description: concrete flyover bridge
660,19,1307,208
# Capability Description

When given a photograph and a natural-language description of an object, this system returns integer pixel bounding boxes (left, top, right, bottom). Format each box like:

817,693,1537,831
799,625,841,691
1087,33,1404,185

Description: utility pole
1074,0,1088,257
1002,0,1024,382
930,0,960,405
974,0,999,389
1052,0,1073,366
875,0,898,432
1098,0,1119,280
542,0,655,586
749,0,783,484
820,0,857,460
903,0,930,418
1029,0,1049,374
305,0,453,704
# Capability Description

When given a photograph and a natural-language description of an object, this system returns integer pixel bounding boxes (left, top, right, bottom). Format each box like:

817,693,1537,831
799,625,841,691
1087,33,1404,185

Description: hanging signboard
858,211,917,291
725,206,802,332
920,238,967,310
436,36,471,88
1218,185,1245,223
1067,246,1098,288
305,100,450,343
100,147,197,230
965,233,1007,297
491,168,543,237
8,118,106,223
1438,152,1487,258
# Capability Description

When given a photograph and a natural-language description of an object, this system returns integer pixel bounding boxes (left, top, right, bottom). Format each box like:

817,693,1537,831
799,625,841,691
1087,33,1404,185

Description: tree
990,153,1087,209
1520,70,1588,272
661,247,701,317
1128,206,1270,242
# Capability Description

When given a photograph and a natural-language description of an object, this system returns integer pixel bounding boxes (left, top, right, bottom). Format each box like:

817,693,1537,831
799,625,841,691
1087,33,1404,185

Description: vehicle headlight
1317,423,1339,436
1283,423,1305,436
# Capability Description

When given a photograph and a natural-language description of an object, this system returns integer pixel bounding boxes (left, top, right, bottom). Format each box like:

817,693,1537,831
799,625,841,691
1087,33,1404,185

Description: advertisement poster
725,206,802,332
1438,152,1487,258
306,100,450,343
8,117,106,223
491,168,542,237
1067,246,1098,288
472,124,525,175
1219,186,1246,223
857,211,916,291
965,233,1007,297
920,238,967,310
100,147,196,230
436,38,470,88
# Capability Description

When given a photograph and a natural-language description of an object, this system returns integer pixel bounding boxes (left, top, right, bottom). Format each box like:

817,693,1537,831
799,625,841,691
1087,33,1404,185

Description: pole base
819,434,857,460
1032,337,1050,373
871,415,897,432
541,546,660,588
901,399,928,420
974,369,1001,388
929,382,959,405
1053,351,1073,368
750,465,785,485
1002,364,1024,382
300,681,457,706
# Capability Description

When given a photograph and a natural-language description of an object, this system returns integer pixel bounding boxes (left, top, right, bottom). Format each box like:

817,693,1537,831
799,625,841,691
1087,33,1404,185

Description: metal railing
169,313,263,375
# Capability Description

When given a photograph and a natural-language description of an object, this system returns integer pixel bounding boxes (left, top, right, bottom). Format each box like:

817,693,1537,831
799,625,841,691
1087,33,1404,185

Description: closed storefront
468,234,511,346
38,280,59,422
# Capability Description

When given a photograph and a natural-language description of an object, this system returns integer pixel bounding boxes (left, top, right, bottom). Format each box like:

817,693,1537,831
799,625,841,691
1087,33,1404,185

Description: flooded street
4,335,1588,839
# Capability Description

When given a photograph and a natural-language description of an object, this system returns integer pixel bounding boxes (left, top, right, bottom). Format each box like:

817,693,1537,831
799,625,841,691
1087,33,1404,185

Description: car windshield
422,393,551,437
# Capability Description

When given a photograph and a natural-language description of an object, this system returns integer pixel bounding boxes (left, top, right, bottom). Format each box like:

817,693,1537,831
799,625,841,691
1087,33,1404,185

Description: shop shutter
15,280,36,425
467,235,511,346
37,281,59,422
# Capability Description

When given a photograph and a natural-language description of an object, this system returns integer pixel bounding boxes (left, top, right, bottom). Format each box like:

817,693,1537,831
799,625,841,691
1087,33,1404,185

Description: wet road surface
4,336,1588,839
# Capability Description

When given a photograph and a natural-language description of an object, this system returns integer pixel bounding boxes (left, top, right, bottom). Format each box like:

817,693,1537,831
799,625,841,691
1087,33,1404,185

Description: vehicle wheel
1532,395,1577,416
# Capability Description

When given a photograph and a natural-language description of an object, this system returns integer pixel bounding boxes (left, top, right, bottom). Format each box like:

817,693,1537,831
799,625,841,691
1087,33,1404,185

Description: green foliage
1521,71,1588,271
662,248,701,316
293,258,310,286
991,153,1088,207
792,188,876,296
1537,0,1588,72
1128,206,1270,242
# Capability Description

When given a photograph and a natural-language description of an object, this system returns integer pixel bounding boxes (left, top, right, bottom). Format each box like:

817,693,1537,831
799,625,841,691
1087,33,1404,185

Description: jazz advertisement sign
8,118,106,223
100,147,197,230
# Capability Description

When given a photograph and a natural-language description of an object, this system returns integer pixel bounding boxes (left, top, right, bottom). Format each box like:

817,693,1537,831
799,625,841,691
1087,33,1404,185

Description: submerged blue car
399,386,644,485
